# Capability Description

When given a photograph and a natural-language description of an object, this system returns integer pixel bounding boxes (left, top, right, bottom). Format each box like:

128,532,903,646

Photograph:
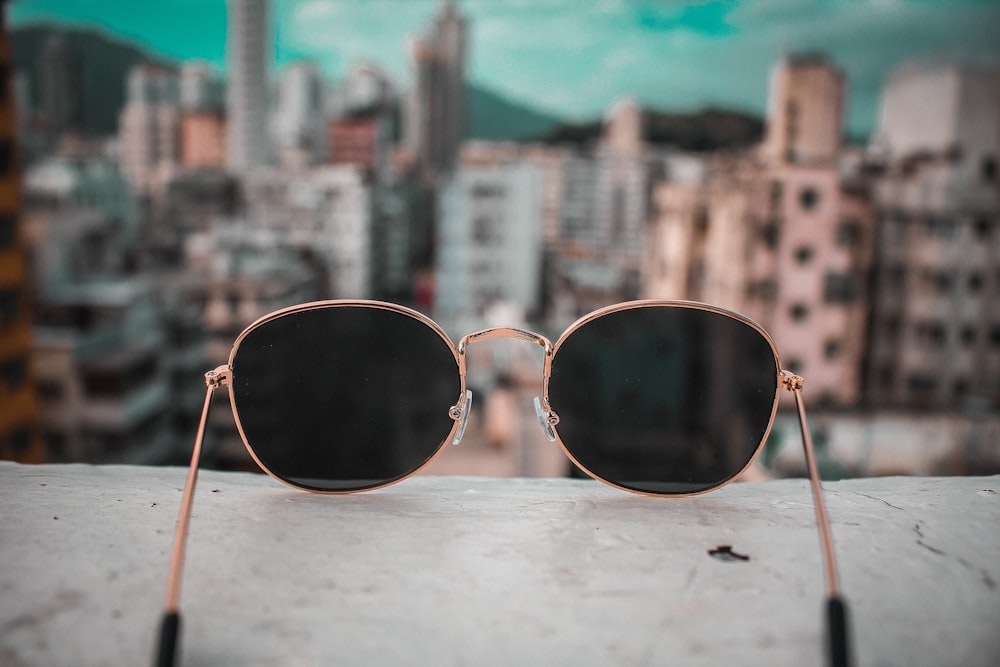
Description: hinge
778,370,804,392
205,365,232,388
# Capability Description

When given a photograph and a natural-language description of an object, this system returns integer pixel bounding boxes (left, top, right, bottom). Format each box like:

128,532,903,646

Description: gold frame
155,298,849,666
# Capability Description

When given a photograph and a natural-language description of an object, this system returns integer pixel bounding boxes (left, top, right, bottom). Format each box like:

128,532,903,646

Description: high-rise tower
762,53,844,166
405,1,466,181
226,0,270,174
37,35,80,147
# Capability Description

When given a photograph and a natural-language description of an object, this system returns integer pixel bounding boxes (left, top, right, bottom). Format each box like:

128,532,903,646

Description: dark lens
230,305,460,492
549,305,778,495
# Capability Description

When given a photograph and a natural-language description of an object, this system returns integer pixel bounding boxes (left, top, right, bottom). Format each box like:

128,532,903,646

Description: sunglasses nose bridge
457,326,554,357
456,327,559,443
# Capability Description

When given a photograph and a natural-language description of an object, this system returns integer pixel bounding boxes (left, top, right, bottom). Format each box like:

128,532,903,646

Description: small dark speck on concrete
212,489,221,493
53,516,58,520
708,545,750,562
150,503,157,507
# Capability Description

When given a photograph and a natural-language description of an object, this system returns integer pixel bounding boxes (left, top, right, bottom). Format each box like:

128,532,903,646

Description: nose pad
449,390,473,445
533,396,559,442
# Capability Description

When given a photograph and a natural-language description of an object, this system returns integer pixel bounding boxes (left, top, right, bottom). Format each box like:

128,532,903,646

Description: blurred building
330,115,381,175
185,227,322,362
179,62,226,170
32,280,174,463
405,0,466,182
762,53,845,165
23,155,136,288
866,61,1000,410
20,151,178,463
742,164,874,408
225,0,270,174
272,60,327,168
118,64,180,198
546,101,651,326
645,55,874,408
434,155,543,334
328,63,399,186
644,153,751,310
244,164,372,298
36,34,81,150
0,9,44,462
183,228,322,467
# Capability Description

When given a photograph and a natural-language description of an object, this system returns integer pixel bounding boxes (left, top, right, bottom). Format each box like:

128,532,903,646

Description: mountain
10,24,762,152
466,84,561,142
11,24,563,144
11,24,176,136
540,107,764,152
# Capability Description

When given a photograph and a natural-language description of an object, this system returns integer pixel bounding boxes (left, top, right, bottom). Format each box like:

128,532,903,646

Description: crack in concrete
853,491,904,511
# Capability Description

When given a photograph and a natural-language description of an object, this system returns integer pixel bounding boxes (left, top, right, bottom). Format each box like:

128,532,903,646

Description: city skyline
8,0,1000,140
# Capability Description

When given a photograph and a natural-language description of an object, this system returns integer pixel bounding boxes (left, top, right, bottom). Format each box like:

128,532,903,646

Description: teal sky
8,0,1000,138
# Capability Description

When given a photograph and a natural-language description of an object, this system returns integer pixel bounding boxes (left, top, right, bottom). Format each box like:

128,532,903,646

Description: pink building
329,116,378,174
645,54,874,408
180,111,225,169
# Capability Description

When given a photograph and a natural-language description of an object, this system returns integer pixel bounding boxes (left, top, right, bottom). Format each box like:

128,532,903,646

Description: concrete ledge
0,462,997,666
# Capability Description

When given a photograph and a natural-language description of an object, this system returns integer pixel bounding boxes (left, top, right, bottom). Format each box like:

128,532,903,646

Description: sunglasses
155,299,852,666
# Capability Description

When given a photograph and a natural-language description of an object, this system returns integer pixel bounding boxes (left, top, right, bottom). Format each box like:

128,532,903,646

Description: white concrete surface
0,462,997,667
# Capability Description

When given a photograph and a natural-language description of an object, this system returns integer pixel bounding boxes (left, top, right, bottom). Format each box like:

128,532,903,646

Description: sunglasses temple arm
155,368,227,667
787,378,852,667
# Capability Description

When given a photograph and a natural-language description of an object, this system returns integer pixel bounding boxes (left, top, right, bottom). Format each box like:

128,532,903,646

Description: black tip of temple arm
155,611,181,667
826,595,852,667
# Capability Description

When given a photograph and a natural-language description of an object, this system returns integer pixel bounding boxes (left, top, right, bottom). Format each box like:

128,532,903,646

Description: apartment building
866,62,1000,409
434,159,543,335
644,54,875,407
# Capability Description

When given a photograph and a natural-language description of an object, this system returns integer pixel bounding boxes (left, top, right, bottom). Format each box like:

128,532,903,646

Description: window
472,215,497,244
0,289,20,328
953,379,969,398
960,326,976,347
907,374,937,393
8,426,32,455
760,220,780,248
915,320,946,345
990,325,1000,348
45,431,67,459
799,187,819,211
824,339,842,360
983,155,998,182
887,265,907,289
747,279,777,300
786,358,804,375
0,213,15,248
925,216,955,239
836,219,863,248
794,245,815,264
973,217,993,240
0,357,27,390
824,273,856,303
883,315,901,341
877,364,895,389
0,140,13,175
789,303,810,322
38,379,65,402
769,181,783,209
921,270,954,295
968,272,984,294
